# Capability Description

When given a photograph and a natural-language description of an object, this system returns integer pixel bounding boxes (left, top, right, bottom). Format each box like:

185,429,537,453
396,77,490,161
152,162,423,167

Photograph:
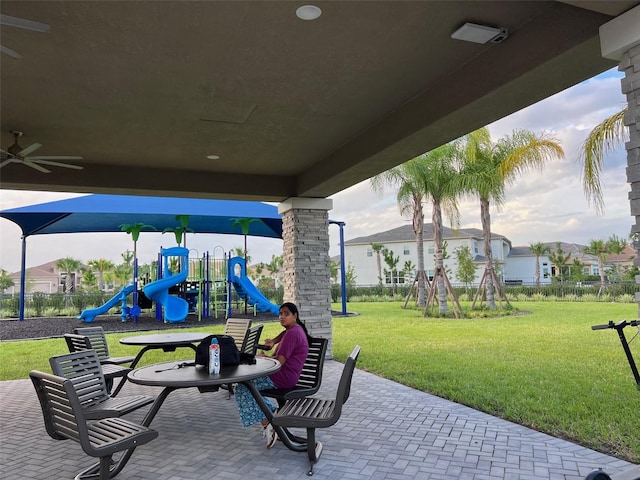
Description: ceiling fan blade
24,160,51,173
18,143,42,156
28,155,83,160
0,44,23,59
0,14,51,33
32,159,83,170
0,158,16,168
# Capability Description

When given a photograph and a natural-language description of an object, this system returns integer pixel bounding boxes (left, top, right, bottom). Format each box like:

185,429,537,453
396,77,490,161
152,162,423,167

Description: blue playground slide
144,247,189,323
228,256,279,315
78,284,136,322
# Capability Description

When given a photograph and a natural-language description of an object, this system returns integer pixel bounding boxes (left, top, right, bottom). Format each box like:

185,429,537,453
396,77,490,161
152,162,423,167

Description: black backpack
195,334,241,367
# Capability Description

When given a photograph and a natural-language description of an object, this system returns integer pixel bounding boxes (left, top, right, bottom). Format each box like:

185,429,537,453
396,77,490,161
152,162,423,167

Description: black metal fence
1,281,637,318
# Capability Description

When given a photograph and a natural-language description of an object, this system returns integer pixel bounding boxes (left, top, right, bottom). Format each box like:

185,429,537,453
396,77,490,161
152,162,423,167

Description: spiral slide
228,256,279,315
144,247,189,322
78,284,135,322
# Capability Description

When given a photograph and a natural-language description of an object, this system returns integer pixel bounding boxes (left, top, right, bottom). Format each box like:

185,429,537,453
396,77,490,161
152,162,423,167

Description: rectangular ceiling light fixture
451,22,508,44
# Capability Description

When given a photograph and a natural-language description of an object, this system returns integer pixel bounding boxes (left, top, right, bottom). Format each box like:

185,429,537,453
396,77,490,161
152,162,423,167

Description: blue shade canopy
0,194,282,238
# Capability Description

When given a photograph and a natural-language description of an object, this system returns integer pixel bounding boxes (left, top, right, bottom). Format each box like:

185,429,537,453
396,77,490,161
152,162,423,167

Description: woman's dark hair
280,301,311,340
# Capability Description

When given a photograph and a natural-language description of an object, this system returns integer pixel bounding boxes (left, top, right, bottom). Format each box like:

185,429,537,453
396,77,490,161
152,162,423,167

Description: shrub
31,292,47,316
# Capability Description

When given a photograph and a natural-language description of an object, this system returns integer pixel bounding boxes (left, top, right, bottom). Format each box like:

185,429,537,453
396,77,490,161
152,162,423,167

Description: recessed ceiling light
451,22,508,44
206,154,220,160
296,5,322,21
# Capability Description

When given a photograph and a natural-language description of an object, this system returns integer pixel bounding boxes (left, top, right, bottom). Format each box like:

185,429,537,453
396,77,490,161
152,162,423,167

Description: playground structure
80,244,282,323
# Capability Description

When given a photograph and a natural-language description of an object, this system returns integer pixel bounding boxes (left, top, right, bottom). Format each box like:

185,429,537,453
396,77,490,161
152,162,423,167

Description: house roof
344,224,508,245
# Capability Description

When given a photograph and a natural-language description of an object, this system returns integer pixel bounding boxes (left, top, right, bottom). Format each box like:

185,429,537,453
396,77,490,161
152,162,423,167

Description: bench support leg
305,428,322,476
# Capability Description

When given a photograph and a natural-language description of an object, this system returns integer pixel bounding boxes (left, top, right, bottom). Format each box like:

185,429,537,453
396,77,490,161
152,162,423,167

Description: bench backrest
296,337,328,392
49,350,110,408
64,333,93,354
336,345,361,411
73,326,110,361
224,318,251,349
241,324,264,357
30,370,90,445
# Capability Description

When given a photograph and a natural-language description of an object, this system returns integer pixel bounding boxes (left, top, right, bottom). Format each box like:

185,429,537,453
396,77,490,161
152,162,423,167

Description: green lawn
1,301,638,463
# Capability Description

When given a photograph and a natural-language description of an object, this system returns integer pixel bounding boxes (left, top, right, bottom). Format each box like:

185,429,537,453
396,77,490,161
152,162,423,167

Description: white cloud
0,69,633,272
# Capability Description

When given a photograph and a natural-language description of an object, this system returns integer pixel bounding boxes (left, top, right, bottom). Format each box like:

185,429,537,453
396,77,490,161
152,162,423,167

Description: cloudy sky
0,67,631,274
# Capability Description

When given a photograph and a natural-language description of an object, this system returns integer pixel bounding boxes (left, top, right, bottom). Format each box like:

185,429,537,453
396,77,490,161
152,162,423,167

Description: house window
542,267,549,278
473,241,478,255
593,265,599,275
427,244,434,255
583,267,589,275
403,245,410,255
366,248,372,257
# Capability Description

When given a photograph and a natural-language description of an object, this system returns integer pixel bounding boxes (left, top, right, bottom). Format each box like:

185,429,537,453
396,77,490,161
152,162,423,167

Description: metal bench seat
30,370,158,480
272,345,360,476
49,350,154,420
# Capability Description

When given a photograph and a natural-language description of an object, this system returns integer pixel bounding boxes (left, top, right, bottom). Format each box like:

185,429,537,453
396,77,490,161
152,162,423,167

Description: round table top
120,332,210,346
128,357,281,388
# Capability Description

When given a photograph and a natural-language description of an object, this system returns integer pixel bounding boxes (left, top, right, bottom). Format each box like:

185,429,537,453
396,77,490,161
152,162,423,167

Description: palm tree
529,242,551,287
580,107,627,214
548,243,571,284
113,263,132,287
87,258,115,291
371,158,429,305
418,143,463,315
370,243,385,287
458,128,564,309
80,268,98,291
584,235,628,293
56,257,82,307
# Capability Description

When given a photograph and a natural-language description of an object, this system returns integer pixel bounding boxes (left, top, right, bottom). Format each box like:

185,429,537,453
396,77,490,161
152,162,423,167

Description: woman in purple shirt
234,302,309,447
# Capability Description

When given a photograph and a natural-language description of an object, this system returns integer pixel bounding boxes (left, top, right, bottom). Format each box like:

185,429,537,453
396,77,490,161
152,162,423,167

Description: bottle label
209,345,220,374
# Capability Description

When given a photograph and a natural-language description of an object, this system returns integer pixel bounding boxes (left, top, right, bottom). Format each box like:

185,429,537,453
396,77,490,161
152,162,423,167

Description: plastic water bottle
209,337,220,374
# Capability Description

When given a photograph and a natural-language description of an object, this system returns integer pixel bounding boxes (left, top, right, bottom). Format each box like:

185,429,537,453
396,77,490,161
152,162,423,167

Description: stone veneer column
600,6,640,316
278,197,334,357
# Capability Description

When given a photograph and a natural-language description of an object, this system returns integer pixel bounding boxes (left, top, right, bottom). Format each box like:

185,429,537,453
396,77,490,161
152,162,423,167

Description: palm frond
579,107,627,215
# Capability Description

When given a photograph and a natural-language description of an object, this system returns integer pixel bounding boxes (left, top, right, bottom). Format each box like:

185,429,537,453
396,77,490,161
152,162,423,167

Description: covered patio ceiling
1,1,638,201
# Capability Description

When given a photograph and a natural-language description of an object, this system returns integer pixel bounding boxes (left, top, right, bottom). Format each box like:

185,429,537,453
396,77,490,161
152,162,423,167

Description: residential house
342,226,624,287
344,224,511,287
6,260,84,294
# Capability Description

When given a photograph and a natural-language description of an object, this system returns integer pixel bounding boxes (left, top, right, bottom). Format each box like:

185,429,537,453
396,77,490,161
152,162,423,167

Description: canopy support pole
329,220,347,316
19,235,27,321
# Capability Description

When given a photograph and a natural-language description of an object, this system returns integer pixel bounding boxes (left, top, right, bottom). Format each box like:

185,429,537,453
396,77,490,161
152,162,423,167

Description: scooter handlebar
591,319,640,330
591,322,613,330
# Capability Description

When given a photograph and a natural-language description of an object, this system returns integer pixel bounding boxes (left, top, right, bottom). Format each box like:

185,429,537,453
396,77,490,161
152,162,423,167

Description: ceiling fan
0,131,84,173
0,14,51,59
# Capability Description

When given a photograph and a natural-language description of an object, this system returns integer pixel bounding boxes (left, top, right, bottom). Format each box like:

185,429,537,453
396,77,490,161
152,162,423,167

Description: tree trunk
535,255,541,287
415,208,426,307
598,257,606,294
432,201,449,314
376,252,382,287
480,198,496,309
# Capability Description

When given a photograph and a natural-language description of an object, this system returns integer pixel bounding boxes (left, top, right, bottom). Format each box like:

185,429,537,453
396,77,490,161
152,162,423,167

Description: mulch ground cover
0,309,279,341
